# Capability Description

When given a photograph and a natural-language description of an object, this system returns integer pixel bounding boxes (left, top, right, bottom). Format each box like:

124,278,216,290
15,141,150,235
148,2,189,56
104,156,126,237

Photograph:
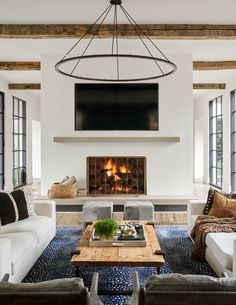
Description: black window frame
12,96,26,189
0,92,4,190
209,95,223,189
231,89,236,194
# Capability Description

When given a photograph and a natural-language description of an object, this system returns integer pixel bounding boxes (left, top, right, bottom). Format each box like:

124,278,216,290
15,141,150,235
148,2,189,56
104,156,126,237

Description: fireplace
87,157,146,195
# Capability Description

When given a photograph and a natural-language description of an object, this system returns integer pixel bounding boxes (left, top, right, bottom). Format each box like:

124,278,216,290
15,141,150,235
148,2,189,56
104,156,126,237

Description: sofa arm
89,273,104,305
233,239,236,278
30,200,56,219
125,272,140,305
187,200,206,234
0,239,11,280
188,200,206,216
1,274,10,282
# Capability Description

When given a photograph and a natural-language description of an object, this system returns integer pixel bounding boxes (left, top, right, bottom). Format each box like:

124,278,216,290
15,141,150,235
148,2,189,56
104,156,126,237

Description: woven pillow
208,191,236,218
203,187,215,215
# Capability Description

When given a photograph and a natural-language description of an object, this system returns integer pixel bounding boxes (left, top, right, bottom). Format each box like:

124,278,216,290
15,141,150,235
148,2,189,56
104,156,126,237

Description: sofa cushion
11,189,29,221
0,277,84,292
205,232,236,270
0,192,19,226
0,232,38,275
0,216,53,242
208,191,236,218
145,273,236,292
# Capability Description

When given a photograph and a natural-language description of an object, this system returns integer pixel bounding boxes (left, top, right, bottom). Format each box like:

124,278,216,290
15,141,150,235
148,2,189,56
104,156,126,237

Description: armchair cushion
0,278,88,305
145,273,236,292
0,277,85,293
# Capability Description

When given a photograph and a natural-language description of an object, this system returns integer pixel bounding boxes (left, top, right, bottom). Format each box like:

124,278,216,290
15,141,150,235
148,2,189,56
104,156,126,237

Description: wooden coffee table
71,221,165,275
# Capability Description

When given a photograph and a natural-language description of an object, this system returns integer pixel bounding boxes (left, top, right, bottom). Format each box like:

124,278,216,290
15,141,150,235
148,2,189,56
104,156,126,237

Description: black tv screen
75,83,159,130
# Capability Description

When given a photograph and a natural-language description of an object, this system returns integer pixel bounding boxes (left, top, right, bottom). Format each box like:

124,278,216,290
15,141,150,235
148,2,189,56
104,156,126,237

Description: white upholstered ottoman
124,201,154,221
82,201,113,230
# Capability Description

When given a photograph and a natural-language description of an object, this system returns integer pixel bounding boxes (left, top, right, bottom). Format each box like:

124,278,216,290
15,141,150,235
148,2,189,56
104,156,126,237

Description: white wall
41,49,193,196
194,119,204,182
0,76,40,190
32,120,41,179
194,76,236,193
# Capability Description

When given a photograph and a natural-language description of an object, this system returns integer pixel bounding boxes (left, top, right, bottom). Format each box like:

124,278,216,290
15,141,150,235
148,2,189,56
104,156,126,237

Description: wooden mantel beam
0,61,40,70
1,24,236,39
193,61,236,70
193,83,226,90
8,83,41,90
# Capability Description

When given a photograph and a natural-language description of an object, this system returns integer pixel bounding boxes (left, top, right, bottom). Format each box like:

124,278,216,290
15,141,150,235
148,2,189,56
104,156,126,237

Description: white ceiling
0,0,236,99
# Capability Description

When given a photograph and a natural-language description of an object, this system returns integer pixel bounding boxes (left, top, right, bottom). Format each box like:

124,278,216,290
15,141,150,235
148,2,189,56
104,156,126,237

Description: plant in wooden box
94,219,119,240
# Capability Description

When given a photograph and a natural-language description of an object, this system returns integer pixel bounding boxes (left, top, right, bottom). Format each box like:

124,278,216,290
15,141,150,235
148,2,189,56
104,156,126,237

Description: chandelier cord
111,5,116,54
115,4,120,80
60,4,112,62
119,5,164,75
120,4,170,62
70,4,113,76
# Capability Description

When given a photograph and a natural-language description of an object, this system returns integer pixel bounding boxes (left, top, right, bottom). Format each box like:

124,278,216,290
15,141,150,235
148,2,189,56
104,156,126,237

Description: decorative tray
89,223,147,247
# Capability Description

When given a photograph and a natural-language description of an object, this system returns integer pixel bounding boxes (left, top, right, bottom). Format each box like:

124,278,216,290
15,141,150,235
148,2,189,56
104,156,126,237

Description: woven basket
48,183,78,199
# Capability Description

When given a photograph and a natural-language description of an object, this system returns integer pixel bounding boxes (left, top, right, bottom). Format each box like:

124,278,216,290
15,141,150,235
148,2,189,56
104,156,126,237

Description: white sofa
188,199,236,278
0,200,56,283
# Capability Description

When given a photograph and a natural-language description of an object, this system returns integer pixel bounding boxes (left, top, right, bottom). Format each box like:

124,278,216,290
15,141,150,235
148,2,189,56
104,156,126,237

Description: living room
0,0,236,304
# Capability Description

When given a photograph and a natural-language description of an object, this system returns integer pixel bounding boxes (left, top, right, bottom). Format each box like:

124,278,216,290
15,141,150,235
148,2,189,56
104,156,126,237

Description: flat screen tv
74,83,159,130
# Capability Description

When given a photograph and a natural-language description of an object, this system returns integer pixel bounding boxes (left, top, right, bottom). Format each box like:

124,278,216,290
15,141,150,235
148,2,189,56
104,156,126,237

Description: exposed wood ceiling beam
193,83,226,90
1,24,236,39
0,61,40,70
8,83,226,90
8,83,41,90
193,61,236,70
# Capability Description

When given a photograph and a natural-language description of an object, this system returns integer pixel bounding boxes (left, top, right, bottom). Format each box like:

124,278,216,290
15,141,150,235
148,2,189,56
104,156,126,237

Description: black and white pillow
11,189,29,220
0,189,29,226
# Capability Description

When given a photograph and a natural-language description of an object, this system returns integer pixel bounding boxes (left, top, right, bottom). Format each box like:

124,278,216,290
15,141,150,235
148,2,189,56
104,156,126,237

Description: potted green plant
94,219,119,240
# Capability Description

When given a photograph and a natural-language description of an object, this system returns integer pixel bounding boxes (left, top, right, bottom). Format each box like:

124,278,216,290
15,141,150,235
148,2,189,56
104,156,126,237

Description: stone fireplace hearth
87,156,146,195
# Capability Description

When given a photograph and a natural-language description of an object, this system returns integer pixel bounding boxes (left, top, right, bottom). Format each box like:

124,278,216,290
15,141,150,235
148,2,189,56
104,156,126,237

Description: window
13,97,26,188
209,96,223,188
0,92,4,190
231,89,236,193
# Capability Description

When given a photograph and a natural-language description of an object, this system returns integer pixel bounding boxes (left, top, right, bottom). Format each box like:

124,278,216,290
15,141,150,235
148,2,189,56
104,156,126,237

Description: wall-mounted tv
75,83,159,130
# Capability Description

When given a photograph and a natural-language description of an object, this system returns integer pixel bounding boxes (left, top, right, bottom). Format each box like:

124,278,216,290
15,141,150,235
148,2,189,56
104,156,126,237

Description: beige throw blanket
190,215,236,261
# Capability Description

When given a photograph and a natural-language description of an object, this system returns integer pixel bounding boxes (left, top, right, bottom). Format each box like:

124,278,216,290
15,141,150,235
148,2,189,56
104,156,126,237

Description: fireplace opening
87,157,146,195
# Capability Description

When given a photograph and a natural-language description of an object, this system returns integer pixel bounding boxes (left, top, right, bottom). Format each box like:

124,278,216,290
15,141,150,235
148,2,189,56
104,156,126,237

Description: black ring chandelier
55,0,177,82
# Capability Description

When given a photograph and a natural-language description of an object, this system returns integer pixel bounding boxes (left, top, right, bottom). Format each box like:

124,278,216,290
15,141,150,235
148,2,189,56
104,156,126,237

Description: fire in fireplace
87,157,146,195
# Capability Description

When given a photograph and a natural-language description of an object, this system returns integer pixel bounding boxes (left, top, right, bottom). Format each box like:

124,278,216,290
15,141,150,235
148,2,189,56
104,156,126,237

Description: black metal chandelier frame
55,0,177,82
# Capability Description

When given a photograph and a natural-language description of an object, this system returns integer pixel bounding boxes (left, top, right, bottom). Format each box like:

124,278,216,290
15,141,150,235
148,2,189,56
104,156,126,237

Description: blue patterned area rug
23,226,216,305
